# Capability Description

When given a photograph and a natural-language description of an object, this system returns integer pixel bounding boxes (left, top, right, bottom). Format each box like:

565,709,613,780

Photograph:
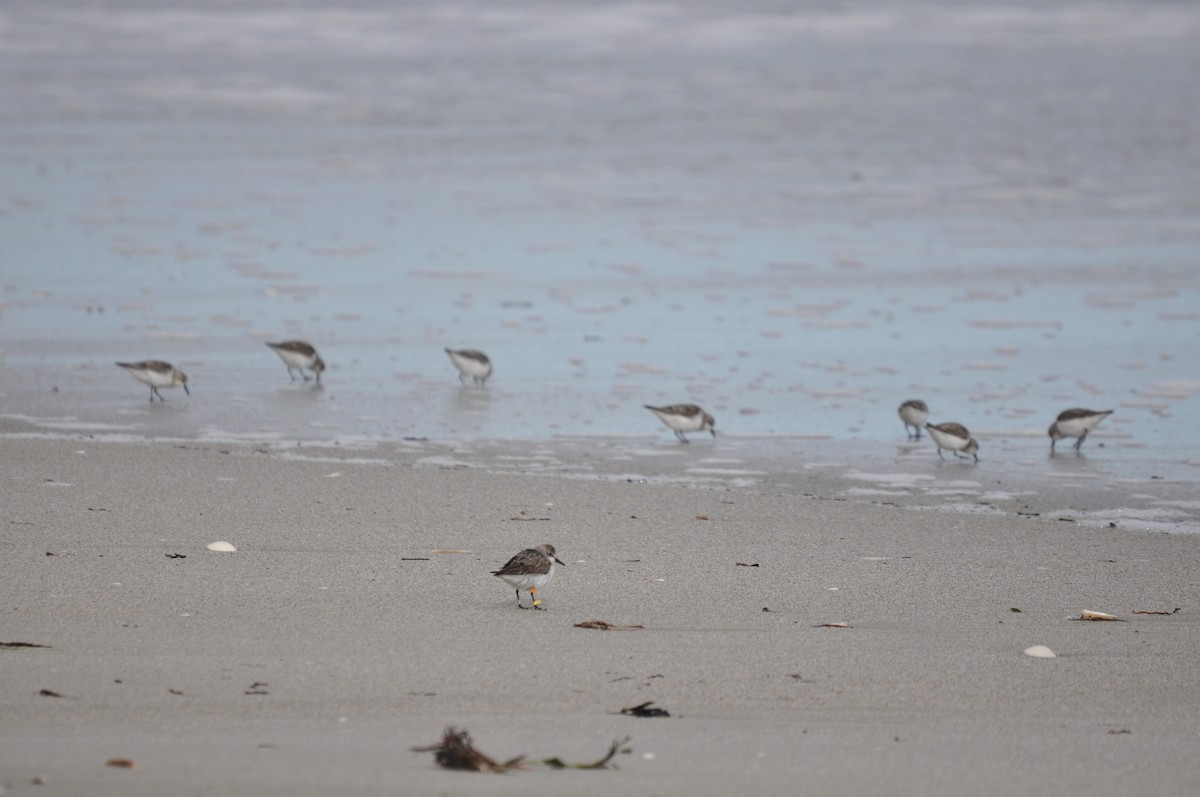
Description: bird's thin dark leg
315,371,321,385
936,448,945,460
530,587,543,610
151,386,164,402
1075,431,1087,451
286,366,296,382
675,430,688,443
515,589,529,609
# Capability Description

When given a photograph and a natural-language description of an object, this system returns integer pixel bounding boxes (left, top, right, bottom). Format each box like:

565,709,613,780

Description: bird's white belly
497,565,555,592
133,369,175,388
654,411,704,432
275,349,315,369
1056,417,1099,437
928,427,968,450
450,353,490,377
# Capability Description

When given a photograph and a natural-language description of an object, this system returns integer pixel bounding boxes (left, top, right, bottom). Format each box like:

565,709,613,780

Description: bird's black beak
184,384,191,395
554,557,566,566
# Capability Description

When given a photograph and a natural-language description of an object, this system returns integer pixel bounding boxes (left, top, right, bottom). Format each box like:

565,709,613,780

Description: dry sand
2,438,1199,795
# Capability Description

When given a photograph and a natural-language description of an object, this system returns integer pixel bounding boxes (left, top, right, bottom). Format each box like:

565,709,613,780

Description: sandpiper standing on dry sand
492,544,564,610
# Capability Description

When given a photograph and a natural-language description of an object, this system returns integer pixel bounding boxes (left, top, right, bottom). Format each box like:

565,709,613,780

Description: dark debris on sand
413,727,632,773
619,701,670,718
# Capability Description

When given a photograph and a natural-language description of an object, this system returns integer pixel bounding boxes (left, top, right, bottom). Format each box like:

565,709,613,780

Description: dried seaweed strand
542,736,633,769
414,727,631,773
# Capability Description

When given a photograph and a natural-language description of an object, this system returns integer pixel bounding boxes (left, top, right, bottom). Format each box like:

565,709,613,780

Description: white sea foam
908,502,1006,516
979,491,1036,501
0,414,139,432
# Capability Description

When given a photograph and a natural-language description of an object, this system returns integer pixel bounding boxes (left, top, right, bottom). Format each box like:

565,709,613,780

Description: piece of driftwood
574,620,645,631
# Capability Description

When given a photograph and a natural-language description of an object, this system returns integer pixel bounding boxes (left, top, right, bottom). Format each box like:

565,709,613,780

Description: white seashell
206,541,237,552
1080,610,1122,621
1024,645,1057,658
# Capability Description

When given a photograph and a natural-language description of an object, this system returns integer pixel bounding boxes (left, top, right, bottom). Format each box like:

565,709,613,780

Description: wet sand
3,437,1199,795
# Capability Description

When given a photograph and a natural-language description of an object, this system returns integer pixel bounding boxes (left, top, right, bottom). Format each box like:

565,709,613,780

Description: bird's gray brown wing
492,548,547,576
268,341,317,357
930,422,970,438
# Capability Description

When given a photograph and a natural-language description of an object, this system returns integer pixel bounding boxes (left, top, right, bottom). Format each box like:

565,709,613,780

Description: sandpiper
116,361,189,402
492,544,564,610
445,348,492,386
644,404,716,443
898,399,929,440
1049,408,1113,453
926,421,979,461
265,340,325,384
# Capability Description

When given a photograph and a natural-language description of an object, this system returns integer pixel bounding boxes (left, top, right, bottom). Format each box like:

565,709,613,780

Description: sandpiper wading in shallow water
445,348,492,386
644,404,716,443
926,422,979,462
898,399,929,440
492,544,564,610
1049,408,1113,453
116,361,189,402
265,340,325,384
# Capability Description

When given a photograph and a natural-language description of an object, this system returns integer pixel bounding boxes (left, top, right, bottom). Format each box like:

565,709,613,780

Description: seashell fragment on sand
1079,610,1123,621
1024,645,1057,658
206,541,237,552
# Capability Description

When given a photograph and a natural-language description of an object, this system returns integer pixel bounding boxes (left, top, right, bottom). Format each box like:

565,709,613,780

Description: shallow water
1,0,1198,525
